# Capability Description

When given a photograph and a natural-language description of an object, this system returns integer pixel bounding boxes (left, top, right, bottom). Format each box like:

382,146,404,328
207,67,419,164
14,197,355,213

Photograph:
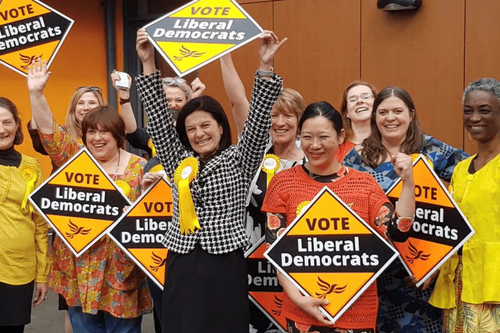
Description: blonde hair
162,77,192,101
65,87,105,141
274,88,305,119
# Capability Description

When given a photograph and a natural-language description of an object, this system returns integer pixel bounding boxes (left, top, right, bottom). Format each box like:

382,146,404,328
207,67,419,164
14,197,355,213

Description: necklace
112,149,121,180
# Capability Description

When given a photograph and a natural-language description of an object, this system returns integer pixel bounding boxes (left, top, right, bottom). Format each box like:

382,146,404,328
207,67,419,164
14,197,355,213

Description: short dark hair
0,97,23,145
299,101,343,135
81,106,125,148
176,95,232,155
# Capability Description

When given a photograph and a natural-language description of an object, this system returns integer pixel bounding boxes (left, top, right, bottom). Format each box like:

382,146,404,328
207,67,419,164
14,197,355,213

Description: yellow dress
430,153,500,332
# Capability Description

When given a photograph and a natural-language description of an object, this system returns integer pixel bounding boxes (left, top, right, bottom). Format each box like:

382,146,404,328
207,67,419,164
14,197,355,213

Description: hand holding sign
259,30,287,71
136,28,155,75
278,273,334,326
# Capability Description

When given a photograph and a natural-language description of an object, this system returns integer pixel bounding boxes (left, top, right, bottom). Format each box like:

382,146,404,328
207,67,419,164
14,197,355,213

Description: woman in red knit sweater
262,101,415,333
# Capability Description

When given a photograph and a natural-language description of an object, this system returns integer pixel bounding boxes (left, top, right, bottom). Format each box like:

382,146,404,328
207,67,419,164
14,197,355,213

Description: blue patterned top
343,135,469,333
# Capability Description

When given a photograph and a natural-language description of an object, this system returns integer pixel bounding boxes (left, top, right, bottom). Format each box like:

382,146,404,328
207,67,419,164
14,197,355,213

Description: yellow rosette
149,164,164,173
296,201,310,216
410,153,434,168
262,154,280,187
147,139,157,158
114,180,131,198
174,157,200,235
19,163,39,212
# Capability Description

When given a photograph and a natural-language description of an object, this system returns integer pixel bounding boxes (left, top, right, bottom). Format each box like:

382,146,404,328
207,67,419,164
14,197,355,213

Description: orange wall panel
273,0,361,109
463,0,500,154
361,0,465,149
0,0,118,176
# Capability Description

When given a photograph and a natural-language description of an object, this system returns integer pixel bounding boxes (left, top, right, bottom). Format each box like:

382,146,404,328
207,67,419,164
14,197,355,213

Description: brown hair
0,97,23,145
340,81,378,141
65,87,105,141
361,86,424,167
81,106,125,148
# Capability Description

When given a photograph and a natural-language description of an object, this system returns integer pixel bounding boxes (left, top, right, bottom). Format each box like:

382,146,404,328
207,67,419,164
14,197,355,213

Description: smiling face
270,106,299,145
85,124,119,162
185,110,223,159
164,86,188,111
301,115,344,175
375,96,413,146
0,106,19,150
75,92,100,123
346,85,375,124
463,90,500,143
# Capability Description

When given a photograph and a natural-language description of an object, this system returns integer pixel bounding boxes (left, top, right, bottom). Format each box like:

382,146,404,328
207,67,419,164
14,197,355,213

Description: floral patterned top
342,135,469,333
50,154,152,317
38,122,83,168
41,123,152,317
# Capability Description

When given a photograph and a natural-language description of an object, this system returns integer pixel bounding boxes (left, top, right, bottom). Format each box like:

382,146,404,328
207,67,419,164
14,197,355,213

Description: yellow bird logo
315,276,347,299
405,241,431,264
19,53,42,70
173,45,206,61
149,251,167,272
271,295,283,316
65,219,91,239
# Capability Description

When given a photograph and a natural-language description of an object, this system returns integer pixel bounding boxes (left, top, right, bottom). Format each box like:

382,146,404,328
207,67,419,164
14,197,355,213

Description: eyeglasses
162,77,186,86
76,86,102,93
347,93,374,104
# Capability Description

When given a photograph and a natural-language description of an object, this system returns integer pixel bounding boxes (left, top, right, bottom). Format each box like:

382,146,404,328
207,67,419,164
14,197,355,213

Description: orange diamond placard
108,177,172,290
246,237,286,332
264,187,398,324
386,155,475,286
143,0,262,77
0,0,73,76
29,148,130,257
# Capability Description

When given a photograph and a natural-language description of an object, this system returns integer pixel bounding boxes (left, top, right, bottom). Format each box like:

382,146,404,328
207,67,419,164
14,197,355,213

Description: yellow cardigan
0,154,49,285
430,153,500,308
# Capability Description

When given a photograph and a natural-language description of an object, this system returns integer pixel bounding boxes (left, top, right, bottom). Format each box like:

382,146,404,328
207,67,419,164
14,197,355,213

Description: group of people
0,28,499,333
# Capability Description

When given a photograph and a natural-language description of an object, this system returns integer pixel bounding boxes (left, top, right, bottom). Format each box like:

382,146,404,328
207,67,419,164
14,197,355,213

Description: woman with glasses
336,81,378,162
135,28,285,333
0,97,49,333
342,86,468,333
27,61,152,333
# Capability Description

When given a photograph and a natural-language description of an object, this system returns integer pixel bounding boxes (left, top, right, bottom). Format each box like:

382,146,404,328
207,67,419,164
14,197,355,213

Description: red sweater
262,165,389,330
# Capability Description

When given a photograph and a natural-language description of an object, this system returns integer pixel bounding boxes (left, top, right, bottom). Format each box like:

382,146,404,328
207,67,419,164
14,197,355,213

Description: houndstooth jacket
136,71,282,254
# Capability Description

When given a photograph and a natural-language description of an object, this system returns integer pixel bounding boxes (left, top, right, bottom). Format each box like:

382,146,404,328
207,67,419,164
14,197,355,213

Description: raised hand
136,28,156,74
27,58,51,95
392,152,413,182
259,30,288,70
190,77,206,98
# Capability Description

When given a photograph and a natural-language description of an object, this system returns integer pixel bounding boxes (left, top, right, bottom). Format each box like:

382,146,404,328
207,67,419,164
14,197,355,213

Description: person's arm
31,162,49,307
26,120,49,156
111,70,137,134
237,31,286,181
27,59,56,135
429,137,469,182
220,53,250,135
135,29,187,177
